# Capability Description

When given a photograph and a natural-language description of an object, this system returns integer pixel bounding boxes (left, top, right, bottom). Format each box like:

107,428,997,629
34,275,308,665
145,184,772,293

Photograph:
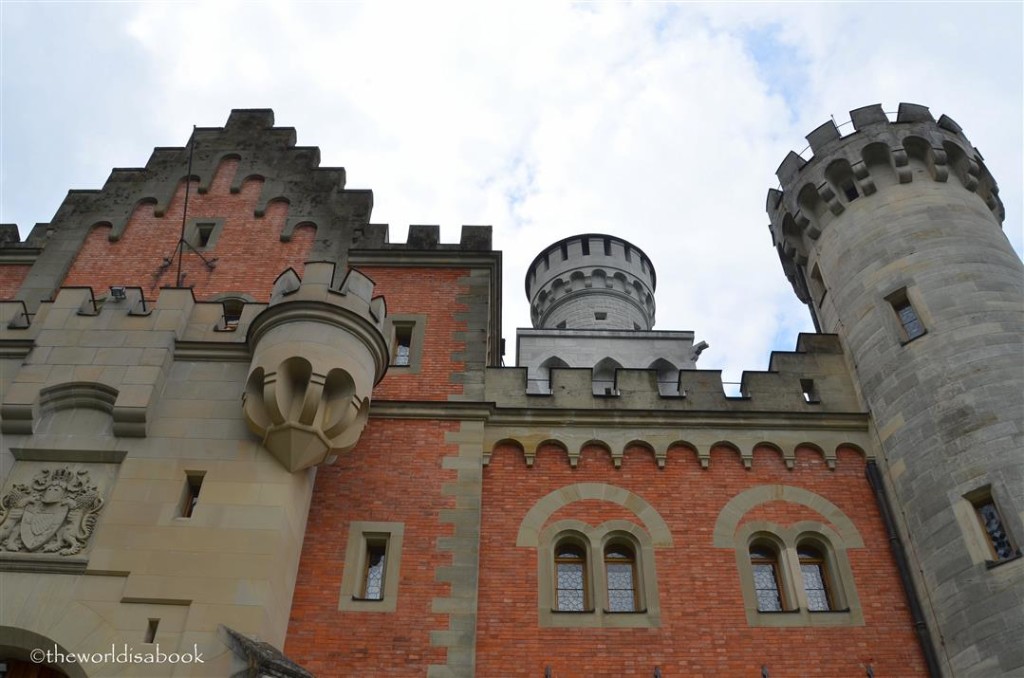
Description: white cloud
2,2,1020,385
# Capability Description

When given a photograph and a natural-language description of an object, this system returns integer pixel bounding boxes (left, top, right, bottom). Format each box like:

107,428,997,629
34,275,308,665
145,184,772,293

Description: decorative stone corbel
243,262,389,472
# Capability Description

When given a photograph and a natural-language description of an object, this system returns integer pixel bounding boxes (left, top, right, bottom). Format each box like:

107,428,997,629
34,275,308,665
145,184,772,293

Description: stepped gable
4,109,375,309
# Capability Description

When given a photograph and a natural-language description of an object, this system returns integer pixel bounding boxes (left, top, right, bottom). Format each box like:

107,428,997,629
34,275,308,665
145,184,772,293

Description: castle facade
0,104,1019,677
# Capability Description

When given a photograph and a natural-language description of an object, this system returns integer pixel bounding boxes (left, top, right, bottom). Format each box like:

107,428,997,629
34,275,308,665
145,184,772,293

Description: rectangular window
339,522,405,612
144,619,159,643
887,288,926,342
196,223,214,248
808,265,827,305
180,471,205,518
185,219,223,250
800,379,820,404
971,493,1017,562
360,538,388,600
392,324,413,366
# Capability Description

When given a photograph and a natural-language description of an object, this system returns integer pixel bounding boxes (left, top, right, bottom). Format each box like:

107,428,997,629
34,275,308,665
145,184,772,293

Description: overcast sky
1,2,1020,386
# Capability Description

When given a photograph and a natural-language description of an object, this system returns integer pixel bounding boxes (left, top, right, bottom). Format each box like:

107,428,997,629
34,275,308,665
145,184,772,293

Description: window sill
756,608,800,614
985,550,1022,570
351,596,385,602
550,608,596,614
602,608,648,614
809,607,850,614
899,330,928,346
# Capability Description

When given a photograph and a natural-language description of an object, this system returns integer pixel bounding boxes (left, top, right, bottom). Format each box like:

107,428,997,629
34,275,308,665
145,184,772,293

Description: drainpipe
866,460,943,677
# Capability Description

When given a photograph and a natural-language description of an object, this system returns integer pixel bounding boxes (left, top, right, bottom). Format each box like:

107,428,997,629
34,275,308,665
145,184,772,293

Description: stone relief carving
0,467,104,555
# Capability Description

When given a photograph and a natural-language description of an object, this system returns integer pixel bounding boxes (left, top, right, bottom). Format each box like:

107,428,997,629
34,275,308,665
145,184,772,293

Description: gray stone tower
519,234,703,395
768,103,1024,676
526,234,656,331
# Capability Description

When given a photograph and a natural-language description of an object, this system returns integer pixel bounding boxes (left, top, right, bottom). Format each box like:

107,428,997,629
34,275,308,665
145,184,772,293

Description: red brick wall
476,444,927,677
363,266,469,401
285,419,458,675
62,158,316,301
0,264,31,300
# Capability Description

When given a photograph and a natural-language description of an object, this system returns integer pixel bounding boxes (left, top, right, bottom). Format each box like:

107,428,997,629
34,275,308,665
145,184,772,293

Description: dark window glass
976,500,1015,560
894,299,925,340
181,472,204,518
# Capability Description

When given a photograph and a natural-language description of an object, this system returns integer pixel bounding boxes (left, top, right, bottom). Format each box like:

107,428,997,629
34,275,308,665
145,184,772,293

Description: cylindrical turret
768,103,1023,677
525,234,656,330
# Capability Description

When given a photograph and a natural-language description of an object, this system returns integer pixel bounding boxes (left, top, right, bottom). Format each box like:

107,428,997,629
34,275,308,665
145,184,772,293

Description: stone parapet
766,103,1003,303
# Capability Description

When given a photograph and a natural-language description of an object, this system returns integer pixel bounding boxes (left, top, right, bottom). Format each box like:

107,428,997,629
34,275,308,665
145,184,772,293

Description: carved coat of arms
0,467,104,556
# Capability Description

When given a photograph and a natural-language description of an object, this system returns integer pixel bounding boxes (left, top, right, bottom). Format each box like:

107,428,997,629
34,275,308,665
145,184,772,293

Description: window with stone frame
554,541,590,612
536,520,662,628
970,491,1019,563
338,521,405,612
604,542,639,612
798,543,833,611
749,542,786,612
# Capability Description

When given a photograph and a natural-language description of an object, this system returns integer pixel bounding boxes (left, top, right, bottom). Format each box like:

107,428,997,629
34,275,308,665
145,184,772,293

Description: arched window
798,544,832,611
604,543,638,612
750,543,785,612
554,542,588,612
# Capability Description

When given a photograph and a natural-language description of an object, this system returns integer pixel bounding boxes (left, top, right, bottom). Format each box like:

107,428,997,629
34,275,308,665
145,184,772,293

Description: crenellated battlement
487,333,860,413
350,224,493,252
766,103,1003,303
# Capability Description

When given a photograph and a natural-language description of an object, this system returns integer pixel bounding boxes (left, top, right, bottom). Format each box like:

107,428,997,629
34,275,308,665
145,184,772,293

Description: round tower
768,103,1023,676
525,234,656,330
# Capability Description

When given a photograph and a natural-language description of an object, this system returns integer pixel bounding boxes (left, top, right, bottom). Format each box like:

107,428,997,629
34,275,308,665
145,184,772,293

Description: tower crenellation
768,103,1003,305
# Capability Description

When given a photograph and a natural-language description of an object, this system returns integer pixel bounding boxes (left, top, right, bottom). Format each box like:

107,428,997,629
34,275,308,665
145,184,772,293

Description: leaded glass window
605,544,637,612
555,544,587,611
750,544,783,612
362,540,387,600
798,545,831,611
975,499,1015,560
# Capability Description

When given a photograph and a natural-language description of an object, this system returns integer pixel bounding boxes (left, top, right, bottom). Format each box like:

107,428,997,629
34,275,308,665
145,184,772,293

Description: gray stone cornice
369,399,869,431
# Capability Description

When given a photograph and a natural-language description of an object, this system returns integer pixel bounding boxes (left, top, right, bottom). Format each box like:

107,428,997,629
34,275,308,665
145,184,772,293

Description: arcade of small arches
484,438,870,470
533,356,683,395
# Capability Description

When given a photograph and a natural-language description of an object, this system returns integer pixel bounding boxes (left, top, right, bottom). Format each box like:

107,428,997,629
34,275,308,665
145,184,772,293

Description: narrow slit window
972,495,1017,561
180,471,205,518
144,619,159,643
603,238,612,256
361,538,388,600
560,242,569,261
809,265,827,305
801,379,820,404
581,239,590,255
750,544,784,612
888,290,926,341
392,325,413,366
798,545,832,611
